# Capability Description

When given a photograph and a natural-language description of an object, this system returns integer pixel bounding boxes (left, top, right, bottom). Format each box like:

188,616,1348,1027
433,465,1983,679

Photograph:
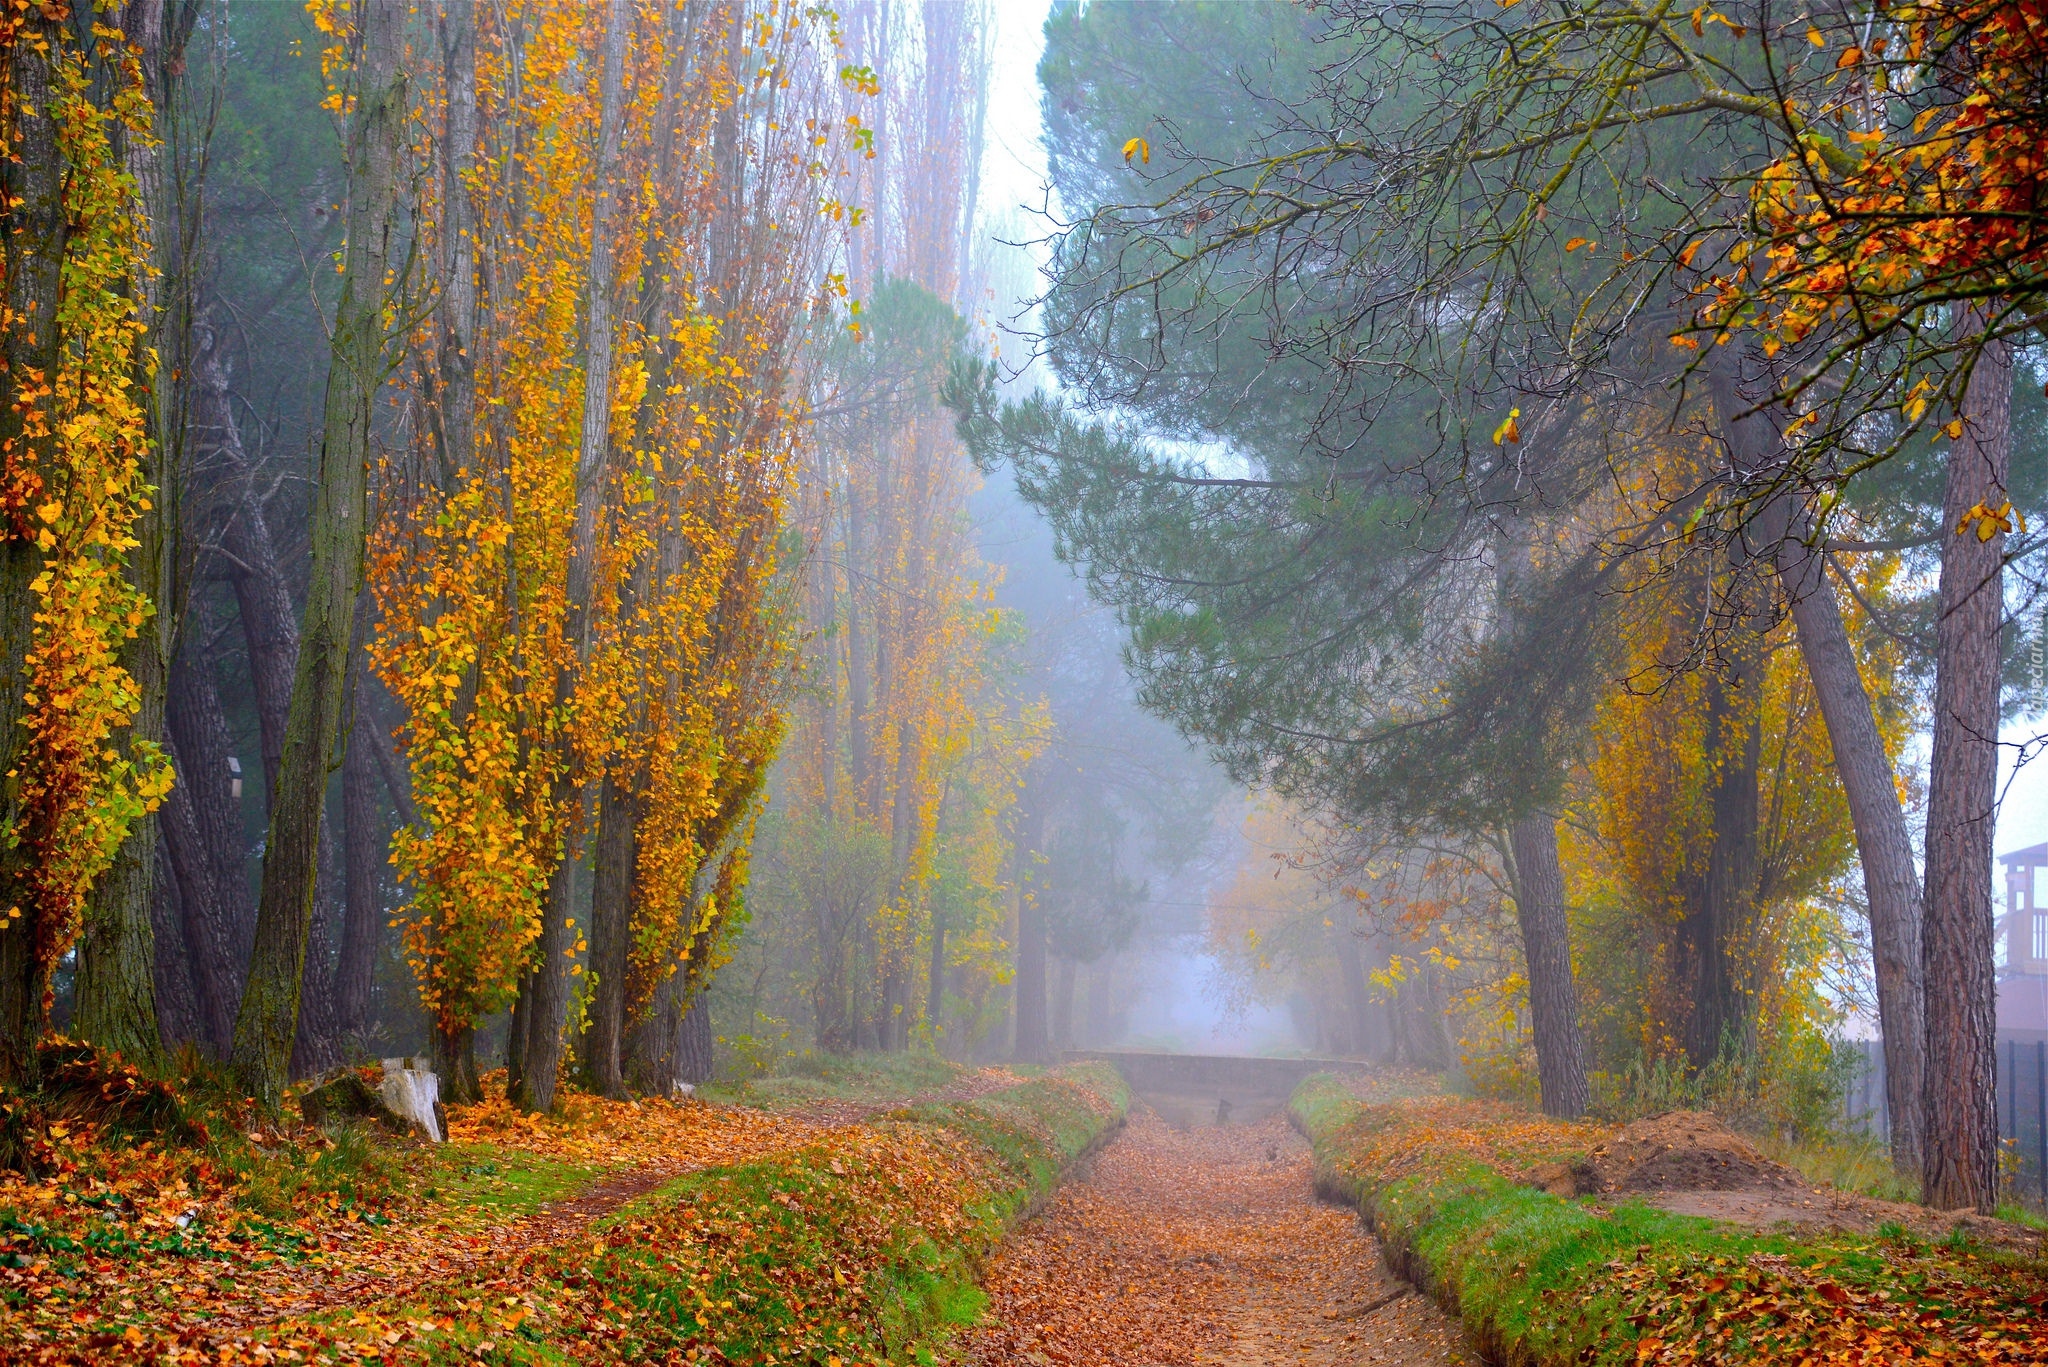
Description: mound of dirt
1590,1110,1805,1194
1523,1110,1799,1198
1520,1110,2043,1255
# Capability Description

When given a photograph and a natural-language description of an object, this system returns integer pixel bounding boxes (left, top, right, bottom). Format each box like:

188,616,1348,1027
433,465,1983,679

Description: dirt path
959,1107,1474,1367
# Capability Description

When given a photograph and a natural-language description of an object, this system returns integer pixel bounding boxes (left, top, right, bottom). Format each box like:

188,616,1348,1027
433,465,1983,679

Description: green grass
1291,1074,2048,1367
701,1049,968,1113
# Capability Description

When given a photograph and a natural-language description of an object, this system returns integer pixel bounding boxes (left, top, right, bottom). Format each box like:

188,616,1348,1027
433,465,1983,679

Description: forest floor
958,1106,1474,1367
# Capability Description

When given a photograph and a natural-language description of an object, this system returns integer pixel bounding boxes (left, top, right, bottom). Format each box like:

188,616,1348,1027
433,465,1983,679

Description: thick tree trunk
1709,346,1927,1172
337,651,383,1038
74,0,189,1068
0,11,67,1084
513,0,630,1114
1922,333,2011,1212
1508,813,1590,1117
583,773,637,1098
231,0,406,1107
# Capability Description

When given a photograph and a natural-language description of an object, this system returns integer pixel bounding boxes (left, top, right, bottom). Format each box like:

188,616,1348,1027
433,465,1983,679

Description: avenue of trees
956,0,2048,1212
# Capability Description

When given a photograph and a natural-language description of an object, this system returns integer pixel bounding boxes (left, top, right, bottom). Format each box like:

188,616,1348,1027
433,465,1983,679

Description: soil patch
1524,1109,2044,1255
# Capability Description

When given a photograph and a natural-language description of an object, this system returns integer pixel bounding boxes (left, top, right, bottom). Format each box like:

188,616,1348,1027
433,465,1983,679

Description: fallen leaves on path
960,1110,1472,1367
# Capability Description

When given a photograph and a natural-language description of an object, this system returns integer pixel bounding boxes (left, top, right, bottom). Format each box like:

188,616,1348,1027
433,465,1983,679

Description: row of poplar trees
0,0,856,1112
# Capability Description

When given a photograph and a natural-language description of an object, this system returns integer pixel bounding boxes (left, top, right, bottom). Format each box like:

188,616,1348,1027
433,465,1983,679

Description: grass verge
206,1062,1125,1365
1290,1074,2048,1367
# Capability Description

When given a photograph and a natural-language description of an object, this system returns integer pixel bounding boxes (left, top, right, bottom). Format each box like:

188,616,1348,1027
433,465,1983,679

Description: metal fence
1841,1035,2048,1205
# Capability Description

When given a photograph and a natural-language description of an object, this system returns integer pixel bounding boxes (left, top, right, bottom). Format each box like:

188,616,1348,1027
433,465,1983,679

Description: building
2000,842,2048,1040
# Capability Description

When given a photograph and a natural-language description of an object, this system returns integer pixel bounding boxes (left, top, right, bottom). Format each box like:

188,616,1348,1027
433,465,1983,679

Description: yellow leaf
1122,136,1150,166
1564,237,1594,252
1678,240,1703,267
1808,25,1825,45
1837,45,1862,67
1944,418,1964,439
1492,408,1522,445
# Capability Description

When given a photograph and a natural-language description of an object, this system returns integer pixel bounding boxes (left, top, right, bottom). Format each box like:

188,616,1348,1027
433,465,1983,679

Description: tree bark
1679,585,1764,1070
676,987,713,1086
336,648,383,1039
231,0,406,1107
1012,805,1051,1064
1508,813,1591,1117
926,907,947,1043
161,648,252,1052
74,0,190,1068
0,8,68,1085
512,0,630,1114
1333,920,1374,1057
148,839,203,1054
1921,331,2011,1213
583,772,637,1098
1708,346,1927,1173
1052,956,1077,1051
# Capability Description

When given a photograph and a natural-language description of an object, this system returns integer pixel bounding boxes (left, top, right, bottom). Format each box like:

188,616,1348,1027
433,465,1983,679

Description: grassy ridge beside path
1291,1075,2048,1367
1,1047,1126,1366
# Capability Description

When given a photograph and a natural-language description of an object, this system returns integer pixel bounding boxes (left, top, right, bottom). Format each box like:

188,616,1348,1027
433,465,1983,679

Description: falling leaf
1492,409,1522,445
1122,136,1150,166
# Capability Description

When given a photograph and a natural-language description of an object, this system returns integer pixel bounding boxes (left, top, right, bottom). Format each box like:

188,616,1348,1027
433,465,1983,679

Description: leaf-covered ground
0,1046,1125,1365
1293,1077,2048,1367
958,1108,1473,1367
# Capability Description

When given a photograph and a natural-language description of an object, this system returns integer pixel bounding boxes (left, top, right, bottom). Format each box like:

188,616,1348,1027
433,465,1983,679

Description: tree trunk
677,988,713,1086
0,8,67,1085
1052,956,1076,1051
336,647,383,1038
1680,595,1764,1070
161,649,252,1052
148,840,203,1053
1508,813,1590,1117
74,0,189,1069
1922,331,2011,1213
926,909,947,1043
231,0,406,1108
1333,921,1374,1057
512,0,630,1115
583,772,637,1098
1013,886,1050,1064
1709,344,1927,1173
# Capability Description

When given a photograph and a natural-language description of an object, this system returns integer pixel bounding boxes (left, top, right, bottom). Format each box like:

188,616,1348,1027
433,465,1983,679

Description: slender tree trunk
583,772,637,1098
148,842,203,1053
1333,921,1374,1056
337,647,383,1038
1680,585,1765,1070
1922,331,2011,1212
231,0,406,1107
1012,807,1051,1064
1056,957,1080,1052
1508,814,1590,1117
926,909,947,1043
513,0,629,1114
0,9,67,1084
1708,344,1927,1172
161,650,251,1052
